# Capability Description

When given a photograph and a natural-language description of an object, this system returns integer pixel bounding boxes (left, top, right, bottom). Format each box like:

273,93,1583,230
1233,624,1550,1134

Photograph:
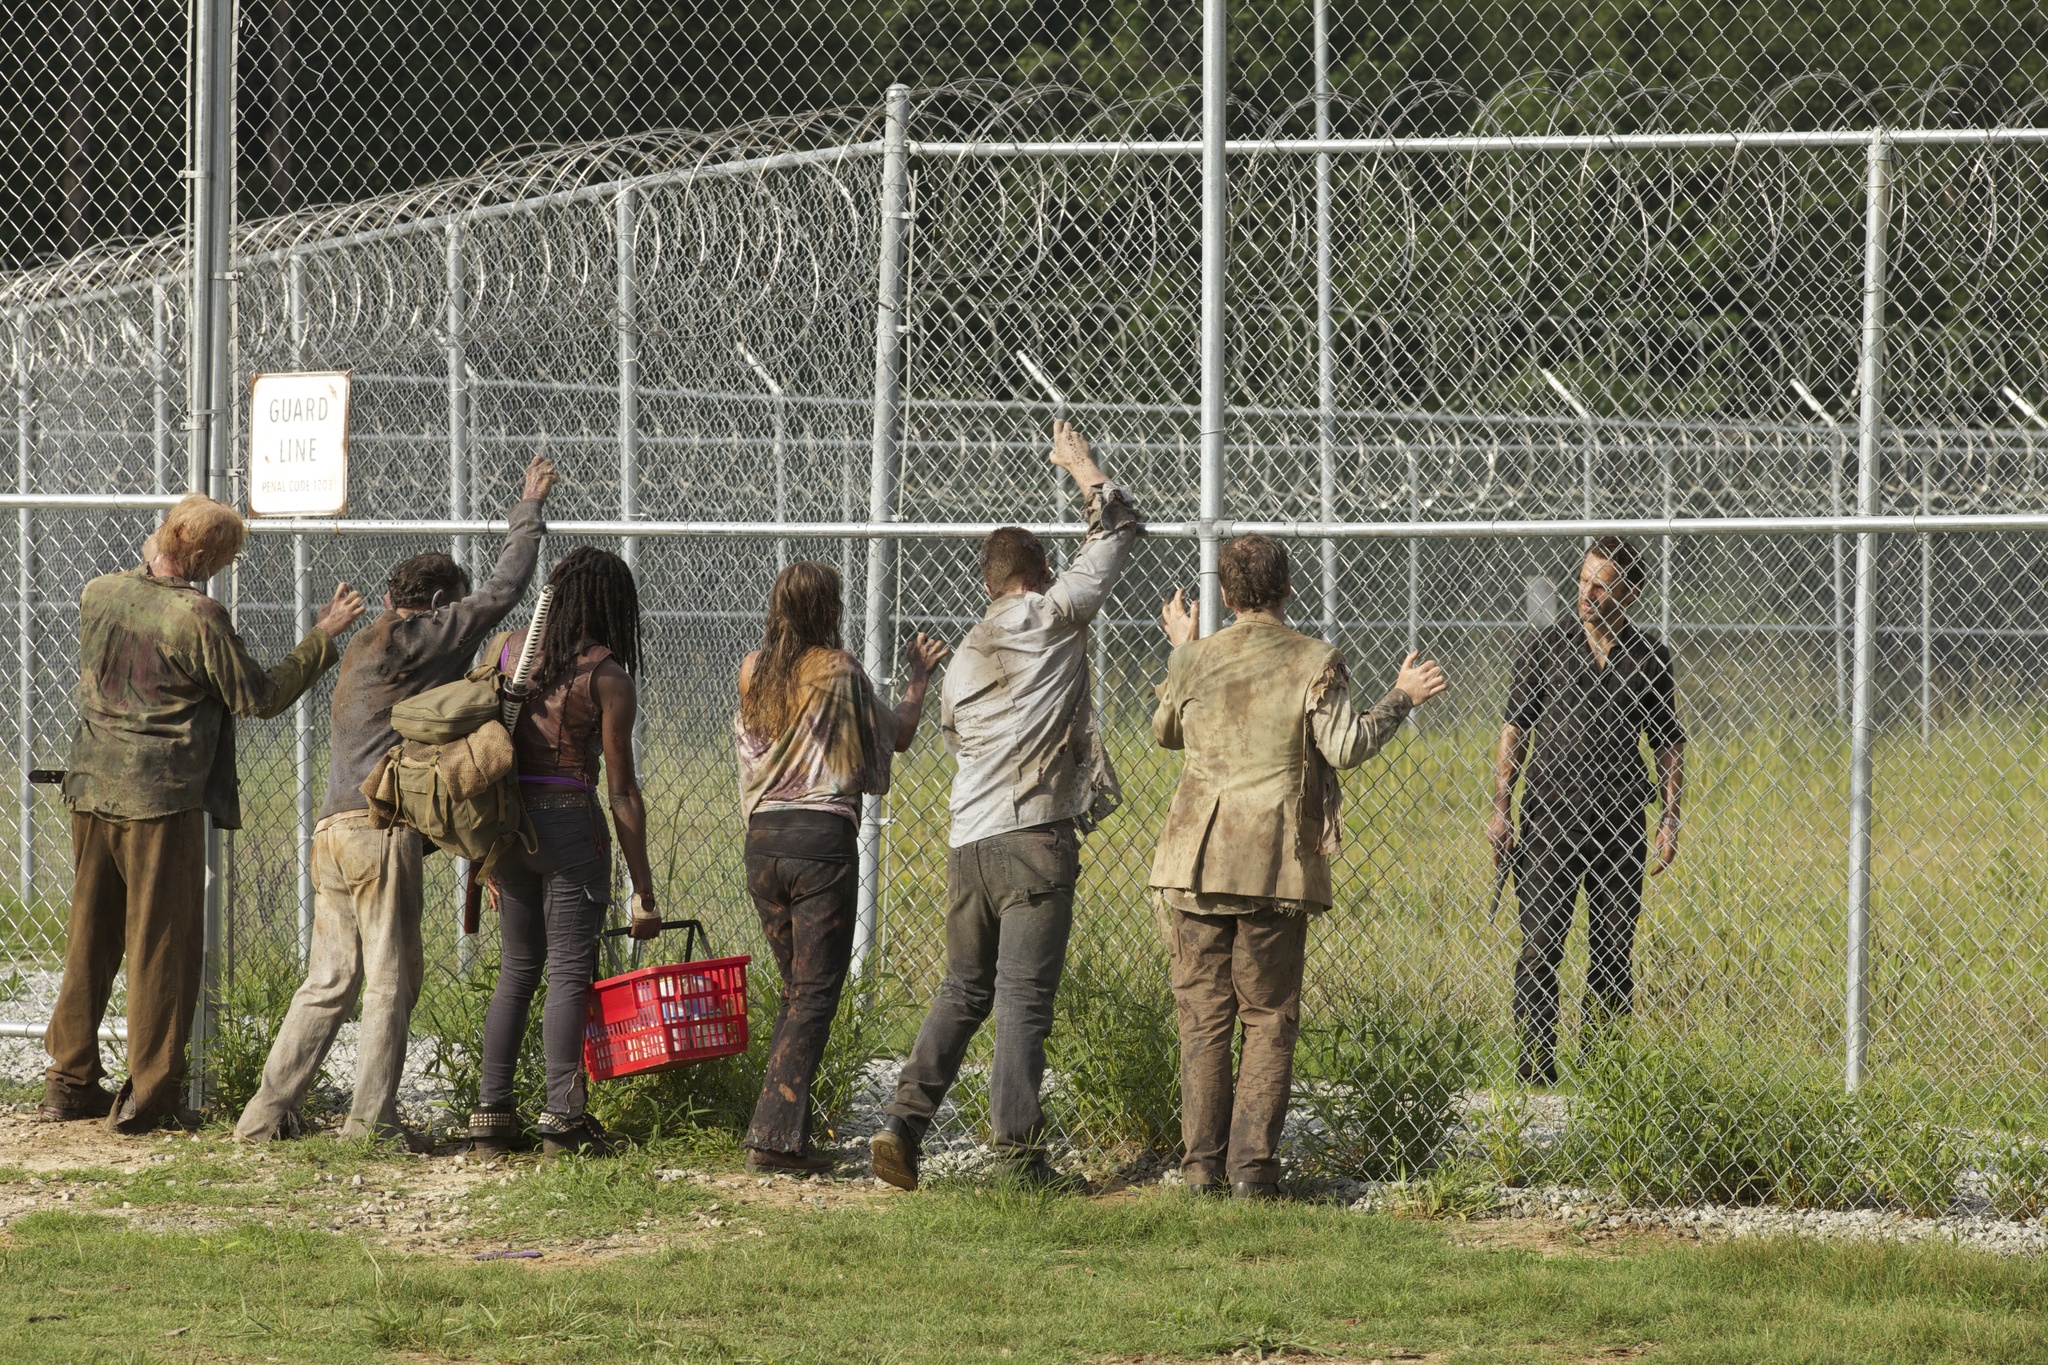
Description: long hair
740,560,844,738
535,546,642,687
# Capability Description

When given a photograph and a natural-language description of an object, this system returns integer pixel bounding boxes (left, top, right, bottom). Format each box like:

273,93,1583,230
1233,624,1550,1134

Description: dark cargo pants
45,809,208,1128
1511,801,1648,1083
886,822,1077,1152
1168,904,1309,1187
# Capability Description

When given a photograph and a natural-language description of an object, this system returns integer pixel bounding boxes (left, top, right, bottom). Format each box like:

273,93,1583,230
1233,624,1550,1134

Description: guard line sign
248,370,351,517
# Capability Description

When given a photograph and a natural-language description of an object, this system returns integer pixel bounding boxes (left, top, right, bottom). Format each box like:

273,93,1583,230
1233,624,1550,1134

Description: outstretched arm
892,633,949,752
1046,420,1139,625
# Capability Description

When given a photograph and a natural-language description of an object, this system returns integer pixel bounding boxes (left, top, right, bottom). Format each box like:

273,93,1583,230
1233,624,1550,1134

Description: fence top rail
5,506,2035,539
11,497,2048,540
914,127,2048,158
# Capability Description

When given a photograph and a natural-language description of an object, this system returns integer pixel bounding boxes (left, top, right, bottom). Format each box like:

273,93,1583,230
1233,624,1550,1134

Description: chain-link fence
5,9,2048,1206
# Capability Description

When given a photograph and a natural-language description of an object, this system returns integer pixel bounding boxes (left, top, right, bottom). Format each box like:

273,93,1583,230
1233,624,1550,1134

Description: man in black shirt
1488,536,1685,1084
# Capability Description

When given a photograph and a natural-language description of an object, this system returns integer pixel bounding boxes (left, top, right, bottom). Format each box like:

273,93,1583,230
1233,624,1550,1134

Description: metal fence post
1660,436,1673,640
738,343,787,570
447,221,469,568
1314,0,1336,644
854,84,912,979
13,313,32,906
151,283,170,494
187,0,234,1113
1833,429,1848,723
617,187,640,572
1197,0,1229,635
288,253,314,964
1404,439,1420,655
1920,436,1933,744
1846,132,1894,1093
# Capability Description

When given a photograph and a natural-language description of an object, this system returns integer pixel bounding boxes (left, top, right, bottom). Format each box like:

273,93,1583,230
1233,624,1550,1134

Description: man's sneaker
996,1154,1093,1196
538,1112,623,1160
869,1116,920,1190
746,1146,834,1175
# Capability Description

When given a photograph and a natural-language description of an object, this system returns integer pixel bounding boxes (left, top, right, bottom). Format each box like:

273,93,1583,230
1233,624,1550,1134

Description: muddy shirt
63,568,338,829
734,648,896,825
940,481,1138,848
1149,610,1412,909
319,499,545,820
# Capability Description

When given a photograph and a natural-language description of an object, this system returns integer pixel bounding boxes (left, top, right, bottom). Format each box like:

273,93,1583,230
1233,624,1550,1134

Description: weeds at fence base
1288,1010,1480,1182
1043,950,1181,1160
1559,1033,1964,1215
1989,1138,2048,1220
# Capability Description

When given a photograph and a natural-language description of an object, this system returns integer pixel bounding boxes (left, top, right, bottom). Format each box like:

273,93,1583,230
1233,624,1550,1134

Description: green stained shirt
62,567,338,829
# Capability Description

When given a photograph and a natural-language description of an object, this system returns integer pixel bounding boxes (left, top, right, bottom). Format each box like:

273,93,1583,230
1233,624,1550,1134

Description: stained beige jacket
1148,611,1412,907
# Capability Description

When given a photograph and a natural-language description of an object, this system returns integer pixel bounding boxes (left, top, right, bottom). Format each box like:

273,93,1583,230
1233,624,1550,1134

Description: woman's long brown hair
740,560,844,738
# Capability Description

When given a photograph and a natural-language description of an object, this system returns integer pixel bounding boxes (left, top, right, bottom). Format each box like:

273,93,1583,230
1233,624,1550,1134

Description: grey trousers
480,800,612,1118
235,812,425,1141
886,822,1077,1152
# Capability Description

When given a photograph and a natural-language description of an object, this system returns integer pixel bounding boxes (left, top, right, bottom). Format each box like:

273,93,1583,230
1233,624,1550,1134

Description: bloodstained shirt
63,567,338,829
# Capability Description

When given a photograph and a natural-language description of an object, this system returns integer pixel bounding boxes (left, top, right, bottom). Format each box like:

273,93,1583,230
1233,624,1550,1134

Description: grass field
9,708,2048,1153
0,1129,2046,1364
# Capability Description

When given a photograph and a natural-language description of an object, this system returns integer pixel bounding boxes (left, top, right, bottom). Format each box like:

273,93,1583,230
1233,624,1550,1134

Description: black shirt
1504,620,1685,820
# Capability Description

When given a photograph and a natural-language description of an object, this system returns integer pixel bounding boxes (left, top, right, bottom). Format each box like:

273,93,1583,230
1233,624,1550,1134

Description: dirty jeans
743,809,859,1155
480,799,612,1119
235,812,425,1140
1169,903,1310,1187
1511,801,1648,1083
886,822,1077,1152
44,809,207,1126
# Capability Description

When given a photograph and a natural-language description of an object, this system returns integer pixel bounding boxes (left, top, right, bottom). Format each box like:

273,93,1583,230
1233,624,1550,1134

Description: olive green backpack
362,662,531,862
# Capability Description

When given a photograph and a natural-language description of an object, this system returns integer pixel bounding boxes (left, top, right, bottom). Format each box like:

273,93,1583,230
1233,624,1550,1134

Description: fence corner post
1197,0,1229,635
1845,130,1894,1093
854,83,912,981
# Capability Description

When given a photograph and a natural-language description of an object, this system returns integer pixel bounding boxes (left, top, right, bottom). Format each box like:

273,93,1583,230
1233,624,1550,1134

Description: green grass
3,1188,2048,1362
20,709,2048,1166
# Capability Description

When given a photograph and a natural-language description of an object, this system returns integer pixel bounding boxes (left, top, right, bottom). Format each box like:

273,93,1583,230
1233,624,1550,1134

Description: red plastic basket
584,953,751,1081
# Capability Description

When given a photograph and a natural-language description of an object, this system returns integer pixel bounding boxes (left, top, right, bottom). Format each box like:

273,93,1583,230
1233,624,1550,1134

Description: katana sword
501,584,556,731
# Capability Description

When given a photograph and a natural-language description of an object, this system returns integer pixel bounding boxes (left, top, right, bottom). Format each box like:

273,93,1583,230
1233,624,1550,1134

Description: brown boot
746,1146,834,1175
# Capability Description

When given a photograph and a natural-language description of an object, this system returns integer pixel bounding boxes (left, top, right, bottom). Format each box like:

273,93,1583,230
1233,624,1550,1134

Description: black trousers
744,810,860,1156
1511,802,1647,1081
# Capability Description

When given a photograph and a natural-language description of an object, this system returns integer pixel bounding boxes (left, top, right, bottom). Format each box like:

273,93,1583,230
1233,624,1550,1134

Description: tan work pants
236,812,424,1140
44,809,208,1127
1169,904,1309,1187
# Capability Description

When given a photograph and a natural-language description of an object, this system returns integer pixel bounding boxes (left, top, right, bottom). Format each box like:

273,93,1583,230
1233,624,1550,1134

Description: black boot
467,1104,531,1160
538,1112,622,1160
869,1115,921,1191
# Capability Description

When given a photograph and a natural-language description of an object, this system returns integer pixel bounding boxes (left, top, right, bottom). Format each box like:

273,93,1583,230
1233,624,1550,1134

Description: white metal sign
248,370,351,517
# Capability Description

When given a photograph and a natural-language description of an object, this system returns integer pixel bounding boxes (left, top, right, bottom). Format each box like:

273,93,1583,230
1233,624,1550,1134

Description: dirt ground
0,1100,1673,1273
0,1102,893,1260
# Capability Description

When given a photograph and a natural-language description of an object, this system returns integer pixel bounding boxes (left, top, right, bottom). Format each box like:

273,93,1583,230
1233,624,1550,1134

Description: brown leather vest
501,634,611,788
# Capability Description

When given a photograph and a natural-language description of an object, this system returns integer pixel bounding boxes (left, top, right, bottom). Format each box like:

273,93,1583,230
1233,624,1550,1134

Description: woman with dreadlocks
734,560,946,1173
470,546,656,1160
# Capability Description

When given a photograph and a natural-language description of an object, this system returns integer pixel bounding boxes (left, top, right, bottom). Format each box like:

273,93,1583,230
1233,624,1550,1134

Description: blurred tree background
2,0,2045,268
